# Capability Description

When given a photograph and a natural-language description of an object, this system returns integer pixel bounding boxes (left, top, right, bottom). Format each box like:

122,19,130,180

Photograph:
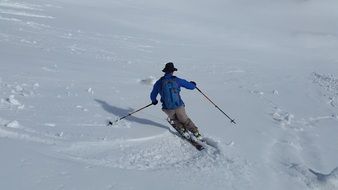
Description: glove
152,100,158,105
190,81,196,86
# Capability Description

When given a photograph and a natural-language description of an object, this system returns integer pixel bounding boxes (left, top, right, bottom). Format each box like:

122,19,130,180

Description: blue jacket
150,73,196,109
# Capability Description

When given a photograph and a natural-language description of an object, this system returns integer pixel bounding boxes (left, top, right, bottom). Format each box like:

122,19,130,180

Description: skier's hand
190,81,196,86
152,100,158,105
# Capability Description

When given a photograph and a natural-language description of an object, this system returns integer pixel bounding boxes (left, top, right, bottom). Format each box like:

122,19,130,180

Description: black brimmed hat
162,62,177,73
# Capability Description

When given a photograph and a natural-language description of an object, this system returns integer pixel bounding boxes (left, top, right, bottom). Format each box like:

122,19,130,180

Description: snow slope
1,0,338,189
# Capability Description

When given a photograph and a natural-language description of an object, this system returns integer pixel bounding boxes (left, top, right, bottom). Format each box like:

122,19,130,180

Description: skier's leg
175,106,199,134
162,109,184,131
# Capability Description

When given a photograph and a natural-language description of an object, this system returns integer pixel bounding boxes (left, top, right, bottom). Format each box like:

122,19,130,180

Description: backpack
160,76,183,109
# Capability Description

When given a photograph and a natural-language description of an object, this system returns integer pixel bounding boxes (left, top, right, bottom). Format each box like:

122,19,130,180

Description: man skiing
150,62,203,140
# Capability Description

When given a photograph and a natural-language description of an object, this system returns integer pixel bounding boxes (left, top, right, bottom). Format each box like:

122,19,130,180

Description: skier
150,62,203,140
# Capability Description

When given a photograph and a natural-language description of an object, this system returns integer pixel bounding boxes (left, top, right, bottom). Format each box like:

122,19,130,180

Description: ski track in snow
0,0,54,31
247,72,338,190
0,117,61,145
57,131,238,170
0,0,52,18
53,131,252,188
0,0,158,63
0,0,115,61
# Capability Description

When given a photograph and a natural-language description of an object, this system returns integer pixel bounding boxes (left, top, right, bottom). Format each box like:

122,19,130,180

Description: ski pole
196,87,236,125
108,103,153,125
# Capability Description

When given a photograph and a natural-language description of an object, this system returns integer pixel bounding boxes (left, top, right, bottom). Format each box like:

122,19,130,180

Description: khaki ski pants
162,106,199,133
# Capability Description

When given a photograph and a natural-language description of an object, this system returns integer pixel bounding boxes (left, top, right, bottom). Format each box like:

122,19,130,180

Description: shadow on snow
95,99,169,130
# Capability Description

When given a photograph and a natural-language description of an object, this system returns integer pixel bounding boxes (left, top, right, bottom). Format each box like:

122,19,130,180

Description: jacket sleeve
177,77,196,90
150,80,161,102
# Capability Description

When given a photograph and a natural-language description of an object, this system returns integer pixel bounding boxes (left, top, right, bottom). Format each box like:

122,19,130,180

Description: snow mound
309,167,338,190
0,127,56,144
4,120,21,128
6,95,22,106
0,117,60,144
288,164,338,190
138,76,156,86
313,73,338,91
0,118,21,129
271,107,295,128
312,72,338,107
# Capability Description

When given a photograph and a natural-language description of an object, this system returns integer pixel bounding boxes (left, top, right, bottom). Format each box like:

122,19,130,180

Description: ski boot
193,132,204,141
178,127,190,139
167,118,191,139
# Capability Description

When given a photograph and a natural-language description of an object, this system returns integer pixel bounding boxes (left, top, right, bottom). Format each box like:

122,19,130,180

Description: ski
188,138,205,151
167,120,205,151
176,130,205,151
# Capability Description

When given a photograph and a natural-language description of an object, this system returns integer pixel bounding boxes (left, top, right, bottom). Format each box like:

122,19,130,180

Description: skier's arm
177,78,196,90
150,80,160,102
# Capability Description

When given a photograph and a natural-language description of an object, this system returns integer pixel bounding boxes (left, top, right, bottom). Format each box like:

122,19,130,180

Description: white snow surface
1,0,338,189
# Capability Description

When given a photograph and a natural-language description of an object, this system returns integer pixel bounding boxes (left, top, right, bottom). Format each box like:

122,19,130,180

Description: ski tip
197,146,205,151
